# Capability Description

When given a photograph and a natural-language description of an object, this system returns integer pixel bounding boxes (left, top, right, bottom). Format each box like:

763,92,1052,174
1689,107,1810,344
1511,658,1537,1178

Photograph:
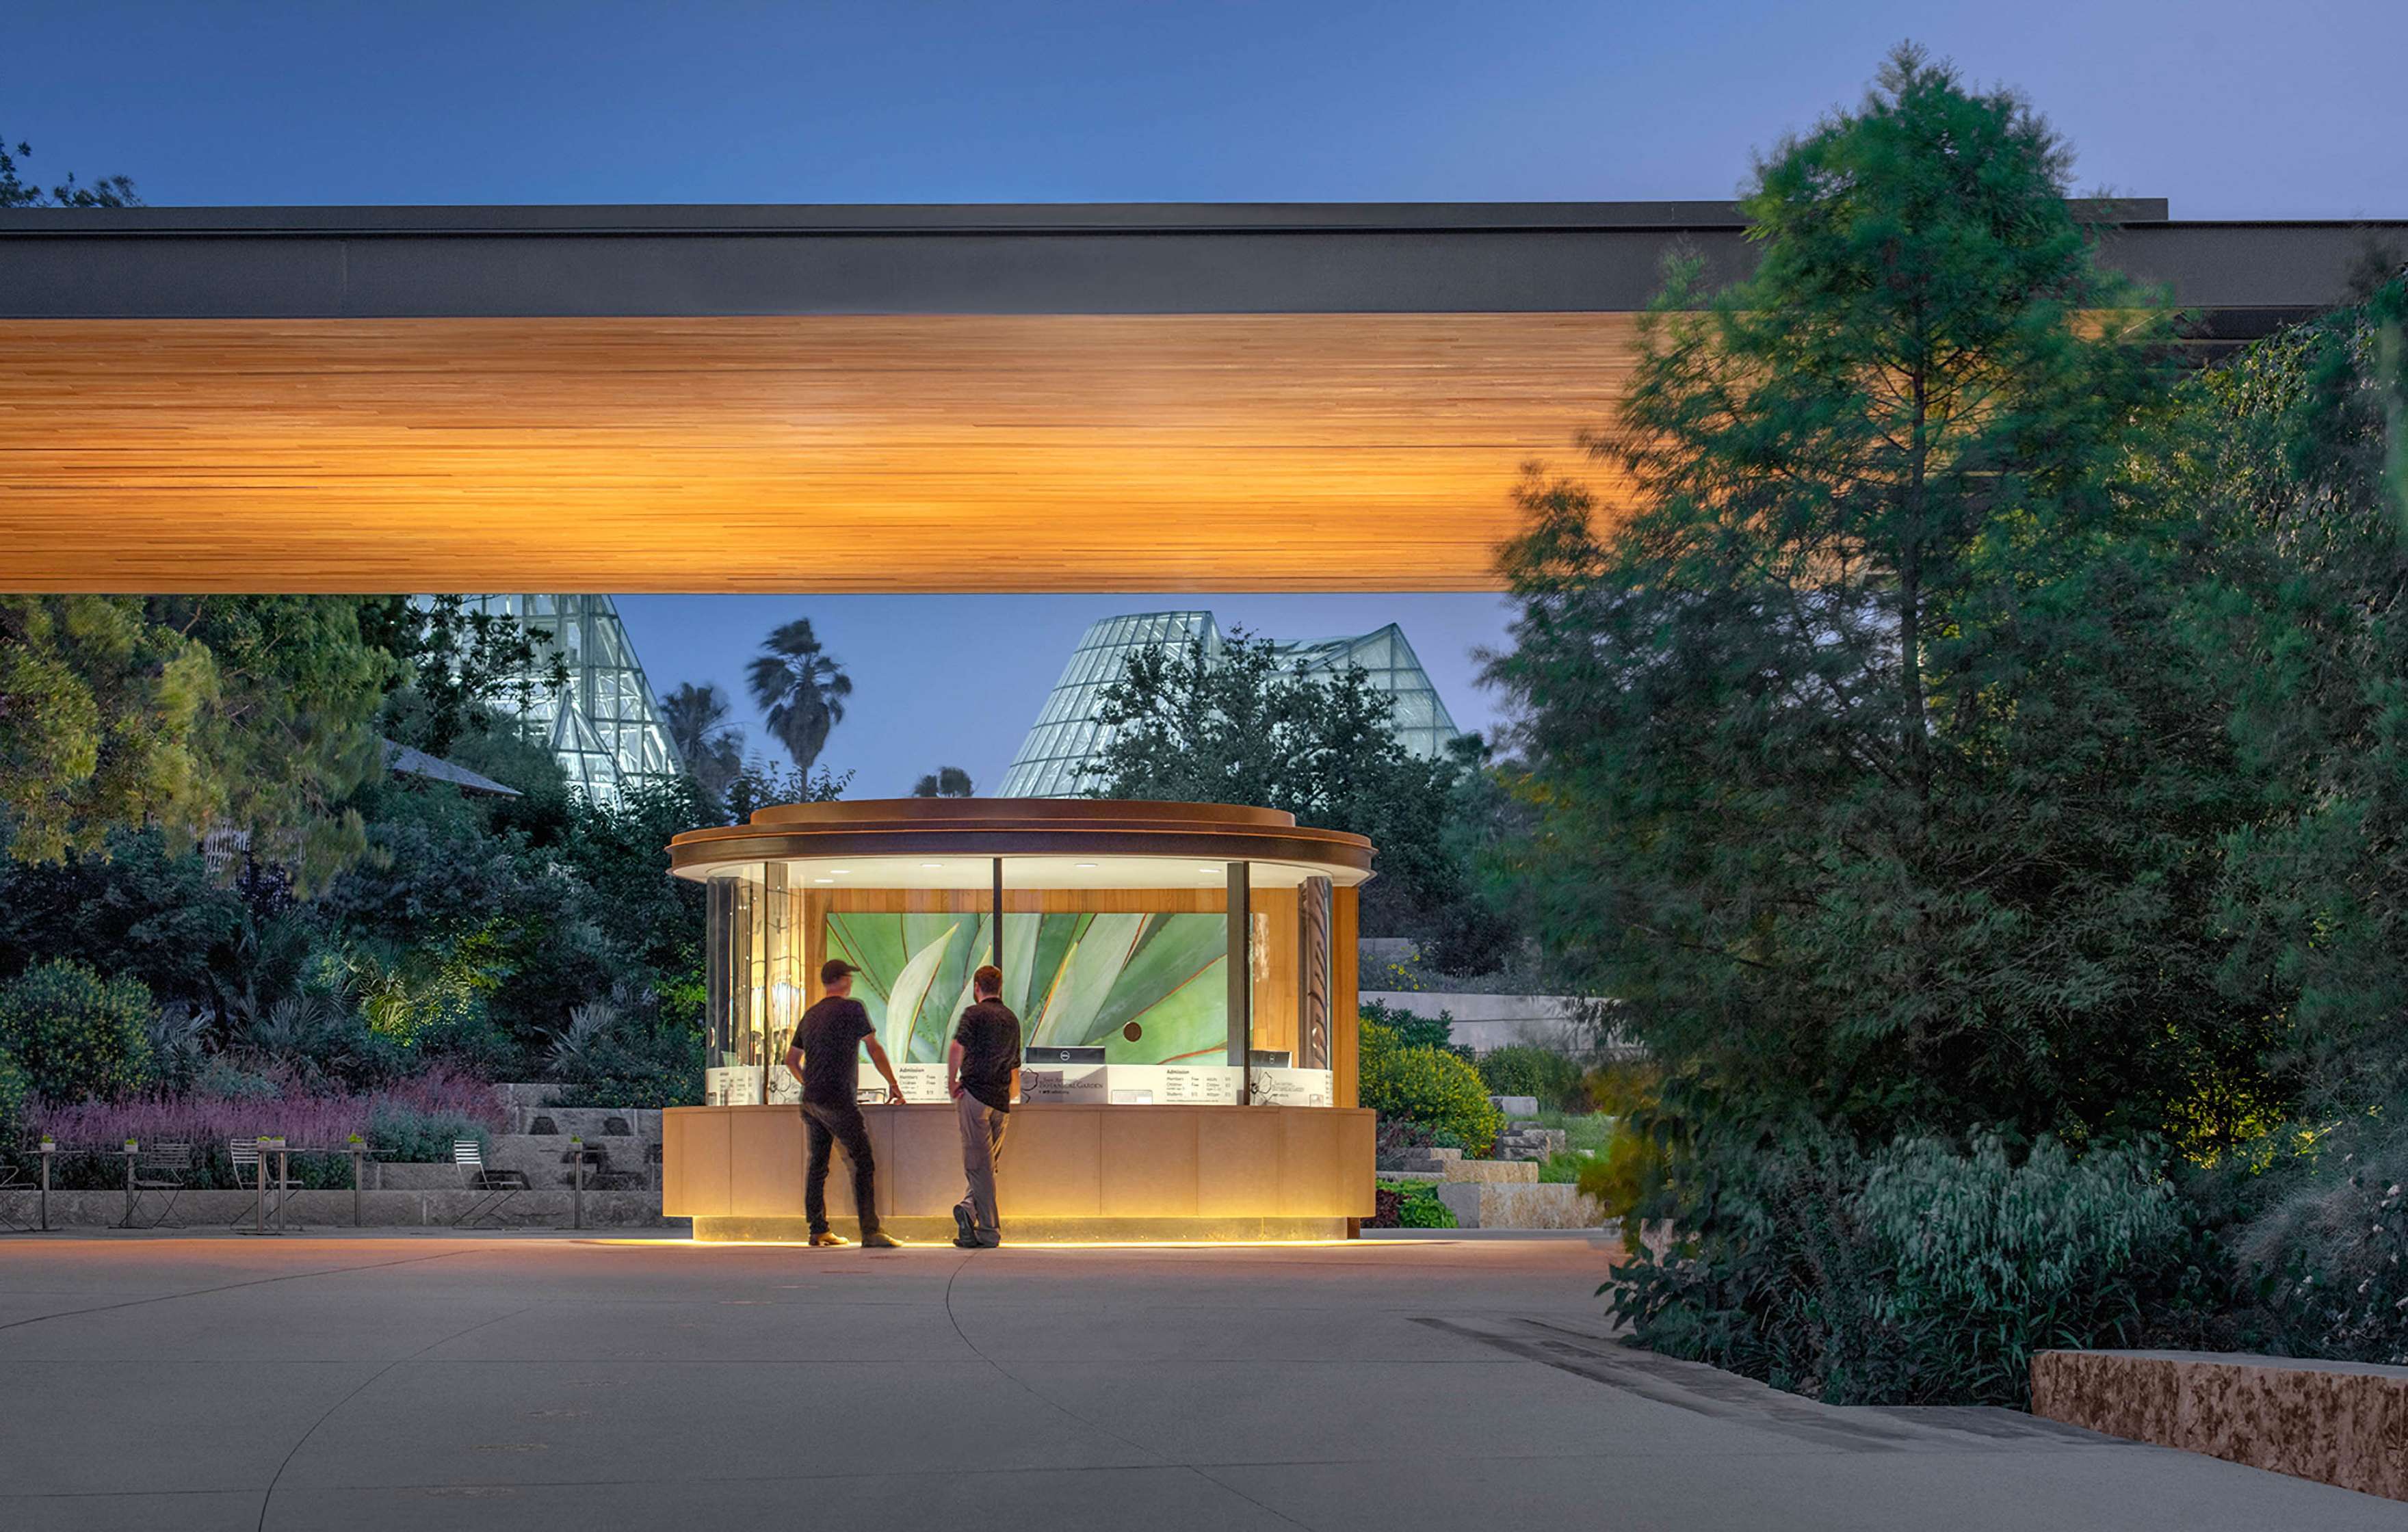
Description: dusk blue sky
12,1,2405,793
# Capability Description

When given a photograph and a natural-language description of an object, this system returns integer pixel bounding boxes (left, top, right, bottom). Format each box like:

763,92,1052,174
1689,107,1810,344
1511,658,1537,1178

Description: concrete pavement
0,1231,2397,1531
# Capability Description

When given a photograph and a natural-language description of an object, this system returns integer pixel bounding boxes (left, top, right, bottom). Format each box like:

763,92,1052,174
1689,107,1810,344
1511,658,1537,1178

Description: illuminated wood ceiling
0,313,1640,592
3,201,2392,593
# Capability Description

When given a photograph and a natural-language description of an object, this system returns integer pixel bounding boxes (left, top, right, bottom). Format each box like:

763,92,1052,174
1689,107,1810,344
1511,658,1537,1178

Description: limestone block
1473,1183,1608,1229
2031,1349,2408,1502
512,1105,660,1139
1436,1183,1484,1228
1438,1157,1539,1185
373,1162,462,1190
1493,1126,1568,1162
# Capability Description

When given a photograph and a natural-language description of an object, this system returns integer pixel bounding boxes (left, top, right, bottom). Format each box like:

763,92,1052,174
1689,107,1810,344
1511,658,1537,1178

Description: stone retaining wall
0,1187,675,1230
1434,1181,1609,1230
1384,1148,1539,1184
2031,1349,2408,1502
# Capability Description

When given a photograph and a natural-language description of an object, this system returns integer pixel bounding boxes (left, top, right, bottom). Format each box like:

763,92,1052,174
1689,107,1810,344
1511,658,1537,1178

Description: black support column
1227,860,1251,1103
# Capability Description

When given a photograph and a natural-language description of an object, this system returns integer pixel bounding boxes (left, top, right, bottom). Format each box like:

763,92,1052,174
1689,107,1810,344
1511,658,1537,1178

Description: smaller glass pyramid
445,594,683,803
997,611,1458,798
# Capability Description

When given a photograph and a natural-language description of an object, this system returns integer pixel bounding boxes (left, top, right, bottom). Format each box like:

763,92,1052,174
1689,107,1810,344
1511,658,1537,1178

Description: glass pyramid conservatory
997,611,1460,799
450,594,683,802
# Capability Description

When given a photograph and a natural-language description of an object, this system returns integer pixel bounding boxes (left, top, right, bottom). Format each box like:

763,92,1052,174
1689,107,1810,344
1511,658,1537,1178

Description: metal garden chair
0,1157,34,1232
122,1140,192,1228
454,1139,529,1226
227,1137,293,1229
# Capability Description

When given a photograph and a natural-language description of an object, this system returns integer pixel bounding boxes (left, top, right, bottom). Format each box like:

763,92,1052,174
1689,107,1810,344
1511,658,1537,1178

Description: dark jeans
800,1100,880,1236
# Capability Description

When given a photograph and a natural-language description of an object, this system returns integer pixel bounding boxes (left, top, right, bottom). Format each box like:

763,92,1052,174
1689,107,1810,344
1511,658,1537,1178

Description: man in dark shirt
783,959,906,1249
947,963,1021,1248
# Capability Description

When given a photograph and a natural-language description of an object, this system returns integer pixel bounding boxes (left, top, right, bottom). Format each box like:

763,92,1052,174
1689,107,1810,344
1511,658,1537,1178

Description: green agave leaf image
1090,916,1226,1042
827,911,1232,1066
824,913,910,1001
882,920,960,1061
918,914,995,1062
1035,912,1147,1046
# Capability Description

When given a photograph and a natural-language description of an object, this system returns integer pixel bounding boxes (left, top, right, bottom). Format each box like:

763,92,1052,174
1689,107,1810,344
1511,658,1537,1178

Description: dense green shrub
1360,1020,1504,1156
1535,1150,1591,1185
544,1004,703,1109
1477,1045,1586,1111
0,959,155,1102
0,1048,26,1139
194,1055,282,1102
367,1101,494,1165
1358,999,1458,1055
1374,1114,1465,1161
1610,1131,2195,1405
1374,1178,1457,1228
2234,1111,2408,1364
1387,1180,1454,1228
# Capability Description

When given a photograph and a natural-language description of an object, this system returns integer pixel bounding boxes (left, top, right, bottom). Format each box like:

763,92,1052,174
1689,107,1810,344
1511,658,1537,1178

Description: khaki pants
954,1091,1009,1245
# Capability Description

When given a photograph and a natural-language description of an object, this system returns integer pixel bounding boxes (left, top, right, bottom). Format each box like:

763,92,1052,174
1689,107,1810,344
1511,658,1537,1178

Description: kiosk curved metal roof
666,797,1374,886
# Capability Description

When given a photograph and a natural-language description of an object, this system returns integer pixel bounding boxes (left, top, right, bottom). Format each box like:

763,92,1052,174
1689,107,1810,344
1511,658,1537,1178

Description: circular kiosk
661,798,1377,1242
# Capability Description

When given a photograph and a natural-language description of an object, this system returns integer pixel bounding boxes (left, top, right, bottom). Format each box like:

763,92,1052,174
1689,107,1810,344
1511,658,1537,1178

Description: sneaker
952,1206,976,1245
861,1230,900,1249
952,1234,982,1249
809,1231,848,1247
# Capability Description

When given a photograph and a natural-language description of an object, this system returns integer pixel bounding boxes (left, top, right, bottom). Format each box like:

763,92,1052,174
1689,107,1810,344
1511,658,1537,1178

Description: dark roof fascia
0,200,1768,237
0,196,2180,237
2,199,2396,330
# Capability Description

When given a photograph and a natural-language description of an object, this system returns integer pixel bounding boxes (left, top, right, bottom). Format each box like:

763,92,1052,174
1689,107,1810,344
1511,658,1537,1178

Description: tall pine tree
1490,47,2253,1143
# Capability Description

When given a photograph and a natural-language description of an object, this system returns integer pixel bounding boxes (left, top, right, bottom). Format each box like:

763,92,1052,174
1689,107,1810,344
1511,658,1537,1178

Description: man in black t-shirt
947,963,1021,1248
783,959,907,1248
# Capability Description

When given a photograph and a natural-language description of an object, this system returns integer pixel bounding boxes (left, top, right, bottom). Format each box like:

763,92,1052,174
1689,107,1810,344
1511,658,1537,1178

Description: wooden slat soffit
0,313,1642,592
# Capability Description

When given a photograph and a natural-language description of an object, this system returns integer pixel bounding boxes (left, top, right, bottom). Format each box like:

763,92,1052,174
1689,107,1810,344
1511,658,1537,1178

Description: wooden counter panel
727,1108,804,1218
663,1104,1374,1226
887,1107,967,1212
1002,1107,1103,1217
662,1107,733,1217
1194,1111,1283,1219
1099,1110,1203,1218
1277,1109,1346,1217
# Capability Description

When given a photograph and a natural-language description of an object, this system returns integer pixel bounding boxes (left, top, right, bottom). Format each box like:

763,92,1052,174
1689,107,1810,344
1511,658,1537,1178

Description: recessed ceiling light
1074,862,1097,869
813,877,835,884
1199,866,1220,875
830,869,851,875
921,862,943,869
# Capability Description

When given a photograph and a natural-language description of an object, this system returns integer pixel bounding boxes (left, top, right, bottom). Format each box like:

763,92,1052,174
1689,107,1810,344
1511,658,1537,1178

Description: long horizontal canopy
1,200,2396,593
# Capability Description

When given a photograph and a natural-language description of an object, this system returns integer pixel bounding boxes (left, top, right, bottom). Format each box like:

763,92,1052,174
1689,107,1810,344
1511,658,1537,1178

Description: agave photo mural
823,912,1229,1066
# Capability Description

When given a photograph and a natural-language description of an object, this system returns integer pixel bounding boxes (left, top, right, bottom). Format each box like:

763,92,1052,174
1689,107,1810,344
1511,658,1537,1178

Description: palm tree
660,681,746,803
747,618,853,775
913,766,975,797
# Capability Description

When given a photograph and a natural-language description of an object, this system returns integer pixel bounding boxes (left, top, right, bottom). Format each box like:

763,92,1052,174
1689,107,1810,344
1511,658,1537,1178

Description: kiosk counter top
664,1101,1376,1243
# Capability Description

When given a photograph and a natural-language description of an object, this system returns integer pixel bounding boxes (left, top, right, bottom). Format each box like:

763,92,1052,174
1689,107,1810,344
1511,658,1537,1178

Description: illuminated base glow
690,1215,1352,1245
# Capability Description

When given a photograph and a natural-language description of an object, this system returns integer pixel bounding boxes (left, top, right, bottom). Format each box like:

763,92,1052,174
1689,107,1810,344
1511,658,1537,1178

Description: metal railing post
38,1137,53,1231
1227,862,1252,1105
350,1137,366,1228
571,1135,584,1230
122,1139,137,1227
